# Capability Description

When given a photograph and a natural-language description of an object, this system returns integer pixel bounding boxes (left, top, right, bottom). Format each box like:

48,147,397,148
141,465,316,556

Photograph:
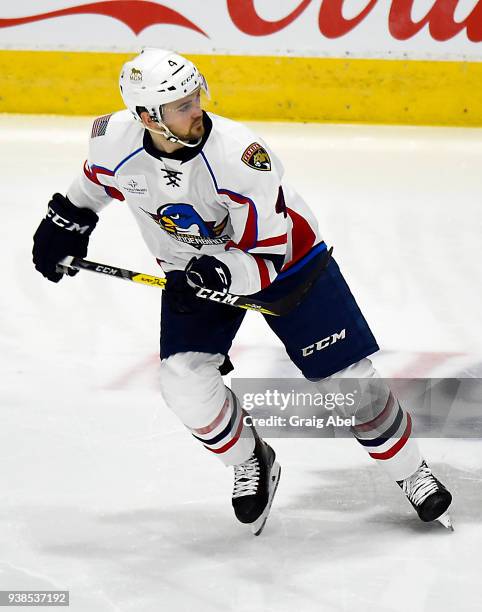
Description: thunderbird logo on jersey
141,204,230,249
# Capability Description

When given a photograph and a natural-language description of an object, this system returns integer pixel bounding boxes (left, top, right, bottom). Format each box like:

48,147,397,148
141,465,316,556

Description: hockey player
32,48,452,535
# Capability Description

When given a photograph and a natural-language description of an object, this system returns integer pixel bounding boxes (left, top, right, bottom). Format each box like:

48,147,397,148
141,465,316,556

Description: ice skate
397,460,453,530
232,438,281,536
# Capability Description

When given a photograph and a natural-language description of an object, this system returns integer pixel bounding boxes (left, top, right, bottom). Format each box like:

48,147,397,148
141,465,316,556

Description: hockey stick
58,248,331,317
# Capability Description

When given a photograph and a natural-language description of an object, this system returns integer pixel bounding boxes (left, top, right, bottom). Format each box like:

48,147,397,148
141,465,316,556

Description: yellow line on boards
1,50,481,126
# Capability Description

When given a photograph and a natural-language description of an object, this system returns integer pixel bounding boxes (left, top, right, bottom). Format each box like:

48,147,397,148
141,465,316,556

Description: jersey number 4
275,187,287,217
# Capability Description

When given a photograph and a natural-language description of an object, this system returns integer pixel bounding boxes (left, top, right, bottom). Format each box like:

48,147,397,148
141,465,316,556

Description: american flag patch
91,114,112,138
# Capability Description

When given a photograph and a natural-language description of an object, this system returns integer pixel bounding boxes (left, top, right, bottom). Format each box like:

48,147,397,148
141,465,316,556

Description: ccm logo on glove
46,206,93,234
32,193,98,283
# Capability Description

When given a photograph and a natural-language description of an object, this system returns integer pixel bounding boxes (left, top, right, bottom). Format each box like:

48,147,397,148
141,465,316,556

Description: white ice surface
0,115,481,611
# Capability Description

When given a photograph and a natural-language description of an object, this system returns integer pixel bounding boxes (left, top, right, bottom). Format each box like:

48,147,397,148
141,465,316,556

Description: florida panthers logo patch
241,142,271,171
141,203,230,250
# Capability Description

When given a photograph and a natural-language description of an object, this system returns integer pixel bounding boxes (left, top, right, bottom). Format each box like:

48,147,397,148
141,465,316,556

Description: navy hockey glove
32,193,98,282
163,270,200,314
185,255,232,293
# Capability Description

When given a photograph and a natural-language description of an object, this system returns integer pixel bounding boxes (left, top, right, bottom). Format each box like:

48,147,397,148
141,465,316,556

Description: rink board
2,49,482,126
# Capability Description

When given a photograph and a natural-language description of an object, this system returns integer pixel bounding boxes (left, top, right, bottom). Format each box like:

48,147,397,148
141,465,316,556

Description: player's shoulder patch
91,113,112,138
241,142,271,171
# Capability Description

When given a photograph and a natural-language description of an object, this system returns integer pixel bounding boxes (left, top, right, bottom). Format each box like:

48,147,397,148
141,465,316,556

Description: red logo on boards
2,0,482,43
0,1,207,37
226,0,482,42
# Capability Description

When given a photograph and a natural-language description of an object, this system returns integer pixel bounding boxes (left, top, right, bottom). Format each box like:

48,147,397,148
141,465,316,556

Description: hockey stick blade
57,249,331,317
267,246,333,314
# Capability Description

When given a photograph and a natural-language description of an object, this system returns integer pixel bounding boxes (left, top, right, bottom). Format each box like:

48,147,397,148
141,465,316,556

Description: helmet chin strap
145,120,202,149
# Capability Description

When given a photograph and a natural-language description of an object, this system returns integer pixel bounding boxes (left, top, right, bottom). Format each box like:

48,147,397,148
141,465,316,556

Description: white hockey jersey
68,110,322,295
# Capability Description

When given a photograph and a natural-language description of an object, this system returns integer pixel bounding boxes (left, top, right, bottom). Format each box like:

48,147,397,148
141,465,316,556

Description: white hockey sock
160,352,255,466
319,358,422,481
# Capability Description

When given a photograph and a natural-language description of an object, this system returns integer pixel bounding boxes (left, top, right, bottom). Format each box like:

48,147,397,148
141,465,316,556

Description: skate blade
251,461,281,536
437,511,454,531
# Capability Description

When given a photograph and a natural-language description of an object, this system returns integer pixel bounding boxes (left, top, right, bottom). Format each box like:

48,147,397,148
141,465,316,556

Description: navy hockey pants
160,244,379,379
